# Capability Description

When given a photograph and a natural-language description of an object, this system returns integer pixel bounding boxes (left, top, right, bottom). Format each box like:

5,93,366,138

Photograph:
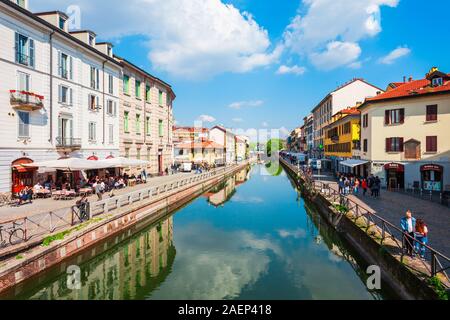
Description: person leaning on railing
400,210,416,257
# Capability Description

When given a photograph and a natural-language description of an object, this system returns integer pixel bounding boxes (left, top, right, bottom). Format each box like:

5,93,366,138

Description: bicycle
0,221,26,247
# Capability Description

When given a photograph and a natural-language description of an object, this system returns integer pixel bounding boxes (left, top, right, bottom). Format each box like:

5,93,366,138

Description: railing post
49,212,54,232
430,252,437,277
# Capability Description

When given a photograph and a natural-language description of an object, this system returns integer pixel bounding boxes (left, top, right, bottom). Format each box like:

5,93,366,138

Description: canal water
1,164,393,300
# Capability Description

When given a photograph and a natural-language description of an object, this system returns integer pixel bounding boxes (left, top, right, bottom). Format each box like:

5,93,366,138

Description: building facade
173,126,209,144
323,107,360,173
173,140,224,166
235,135,249,161
311,79,383,161
210,126,236,165
359,68,450,192
304,114,314,158
1,0,121,194
115,57,175,176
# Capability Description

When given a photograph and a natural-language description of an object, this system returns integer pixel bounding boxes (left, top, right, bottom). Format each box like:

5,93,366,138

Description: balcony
10,90,44,111
16,52,31,67
56,137,82,151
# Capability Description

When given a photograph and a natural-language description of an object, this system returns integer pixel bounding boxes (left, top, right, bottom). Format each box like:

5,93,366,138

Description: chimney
408,76,413,82
403,76,406,83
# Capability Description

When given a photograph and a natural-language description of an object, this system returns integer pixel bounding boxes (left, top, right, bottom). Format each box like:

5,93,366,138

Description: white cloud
198,114,216,123
229,100,264,110
32,0,279,79
279,126,290,139
283,0,400,70
232,118,244,123
278,229,307,239
276,65,306,75
309,41,362,70
261,122,269,127
379,46,411,64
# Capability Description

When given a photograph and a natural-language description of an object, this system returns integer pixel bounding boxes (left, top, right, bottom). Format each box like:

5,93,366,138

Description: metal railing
10,91,44,108
0,164,242,254
280,157,450,283
56,137,82,148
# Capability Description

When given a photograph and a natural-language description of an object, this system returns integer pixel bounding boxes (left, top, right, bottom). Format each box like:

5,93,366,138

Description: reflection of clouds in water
149,224,280,300
278,228,307,239
231,194,264,204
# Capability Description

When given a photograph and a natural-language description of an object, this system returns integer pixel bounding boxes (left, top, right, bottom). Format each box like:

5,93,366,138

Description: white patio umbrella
97,157,150,168
22,158,107,171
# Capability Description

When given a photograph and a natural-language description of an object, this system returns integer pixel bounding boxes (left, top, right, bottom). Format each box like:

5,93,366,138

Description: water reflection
1,165,393,300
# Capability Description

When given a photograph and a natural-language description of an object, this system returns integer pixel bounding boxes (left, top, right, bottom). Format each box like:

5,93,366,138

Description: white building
209,126,236,165
311,78,383,160
0,0,121,194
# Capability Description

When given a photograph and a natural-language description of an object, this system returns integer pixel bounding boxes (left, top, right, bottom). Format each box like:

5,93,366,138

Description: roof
174,127,209,132
114,55,175,98
0,0,120,67
311,78,383,113
175,140,224,149
35,10,69,19
360,73,450,106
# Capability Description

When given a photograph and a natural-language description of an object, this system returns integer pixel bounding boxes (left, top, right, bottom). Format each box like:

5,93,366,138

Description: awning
339,159,369,168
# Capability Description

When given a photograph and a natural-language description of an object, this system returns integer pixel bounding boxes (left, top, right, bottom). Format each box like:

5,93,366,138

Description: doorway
158,150,163,175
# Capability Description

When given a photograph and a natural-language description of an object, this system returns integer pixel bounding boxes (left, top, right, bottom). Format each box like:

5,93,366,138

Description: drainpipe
102,60,107,145
49,30,56,143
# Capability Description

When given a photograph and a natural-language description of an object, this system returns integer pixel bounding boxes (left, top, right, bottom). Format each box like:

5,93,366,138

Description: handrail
280,156,450,283
0,163,244,252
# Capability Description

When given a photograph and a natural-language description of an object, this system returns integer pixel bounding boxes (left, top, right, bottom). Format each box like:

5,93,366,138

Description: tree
266,139,285,157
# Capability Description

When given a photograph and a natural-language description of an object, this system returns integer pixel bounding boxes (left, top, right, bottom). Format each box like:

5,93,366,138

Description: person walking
338,177,344,195
414,219,429,260
368,175,374,197
354,178,360,194
93,180,102,201
361,178,368,196
400,210,416,257
374,176,381,198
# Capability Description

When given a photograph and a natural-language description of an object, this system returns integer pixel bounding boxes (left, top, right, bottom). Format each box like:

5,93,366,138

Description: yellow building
324,107,361,172
174,140,224,166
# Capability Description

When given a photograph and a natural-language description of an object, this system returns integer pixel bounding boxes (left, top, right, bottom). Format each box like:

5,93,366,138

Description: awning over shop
339,159,369,168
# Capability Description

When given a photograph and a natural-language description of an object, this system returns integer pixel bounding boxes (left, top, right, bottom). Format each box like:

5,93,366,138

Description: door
158,152,163,175
58,118,73,145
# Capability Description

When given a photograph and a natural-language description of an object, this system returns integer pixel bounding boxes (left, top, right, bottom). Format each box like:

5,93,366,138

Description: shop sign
384,163,404,172
420,164,442,172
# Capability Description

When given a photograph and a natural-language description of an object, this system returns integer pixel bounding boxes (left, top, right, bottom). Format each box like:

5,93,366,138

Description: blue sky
32,0,450,137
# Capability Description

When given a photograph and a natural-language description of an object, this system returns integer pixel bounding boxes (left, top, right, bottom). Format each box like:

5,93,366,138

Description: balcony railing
10,90,44,111
16,52,30,66
56,137,82,149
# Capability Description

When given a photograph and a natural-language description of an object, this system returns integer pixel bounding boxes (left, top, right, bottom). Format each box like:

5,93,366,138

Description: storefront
384,163,405,190
421,164,443,192
11,158,37,194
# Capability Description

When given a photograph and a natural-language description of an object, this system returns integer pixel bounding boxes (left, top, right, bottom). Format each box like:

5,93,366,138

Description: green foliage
265,161,283,176
333,204,349,214
266,139,285,157
428,277,449,300
15,254,23,260
42,230,72,247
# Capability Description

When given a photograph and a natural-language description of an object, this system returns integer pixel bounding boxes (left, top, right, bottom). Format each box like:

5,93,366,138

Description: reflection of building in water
204,167,249,207
29,217,175,300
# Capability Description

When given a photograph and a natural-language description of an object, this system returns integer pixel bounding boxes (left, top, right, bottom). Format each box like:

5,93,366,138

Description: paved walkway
0,171,202,222
310,171,450,258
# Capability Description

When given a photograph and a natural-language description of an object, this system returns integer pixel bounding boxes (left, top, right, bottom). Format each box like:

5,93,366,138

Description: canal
1,164,394,300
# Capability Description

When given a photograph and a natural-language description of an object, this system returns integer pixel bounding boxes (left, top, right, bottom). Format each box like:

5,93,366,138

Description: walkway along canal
279,157,449,300
0,164,397,300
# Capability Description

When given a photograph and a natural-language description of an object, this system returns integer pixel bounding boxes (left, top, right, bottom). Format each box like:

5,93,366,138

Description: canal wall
280,158,442,300
0,163,250,293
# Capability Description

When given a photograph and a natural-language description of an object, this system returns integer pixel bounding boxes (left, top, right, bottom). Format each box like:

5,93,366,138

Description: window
135,80,141,98
125,148,130,159
18,111,30,138
136,148,141,160
386,137,404,152
88,122,96,141
17,71,30,92
59,17,66,30
108,124,114,144
426,105,438,122
145,116,151,136
146,85,151,102
106,100,116,116
58,52,72,79
90,66,99,89
88,34,94,46
107,46,112,57
58,85,72,105
363,139,368,152
108,74,114,94
88,94,99,111
426,136,437,153
362,114,369,128
158,119,163,137
147,148,151,161
135,114,141,134
123,75,130,94
16,0,26,8
15,32,35,67
432,78,443,87
124,111,129,133
385,109,404,125
159,90,163,106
